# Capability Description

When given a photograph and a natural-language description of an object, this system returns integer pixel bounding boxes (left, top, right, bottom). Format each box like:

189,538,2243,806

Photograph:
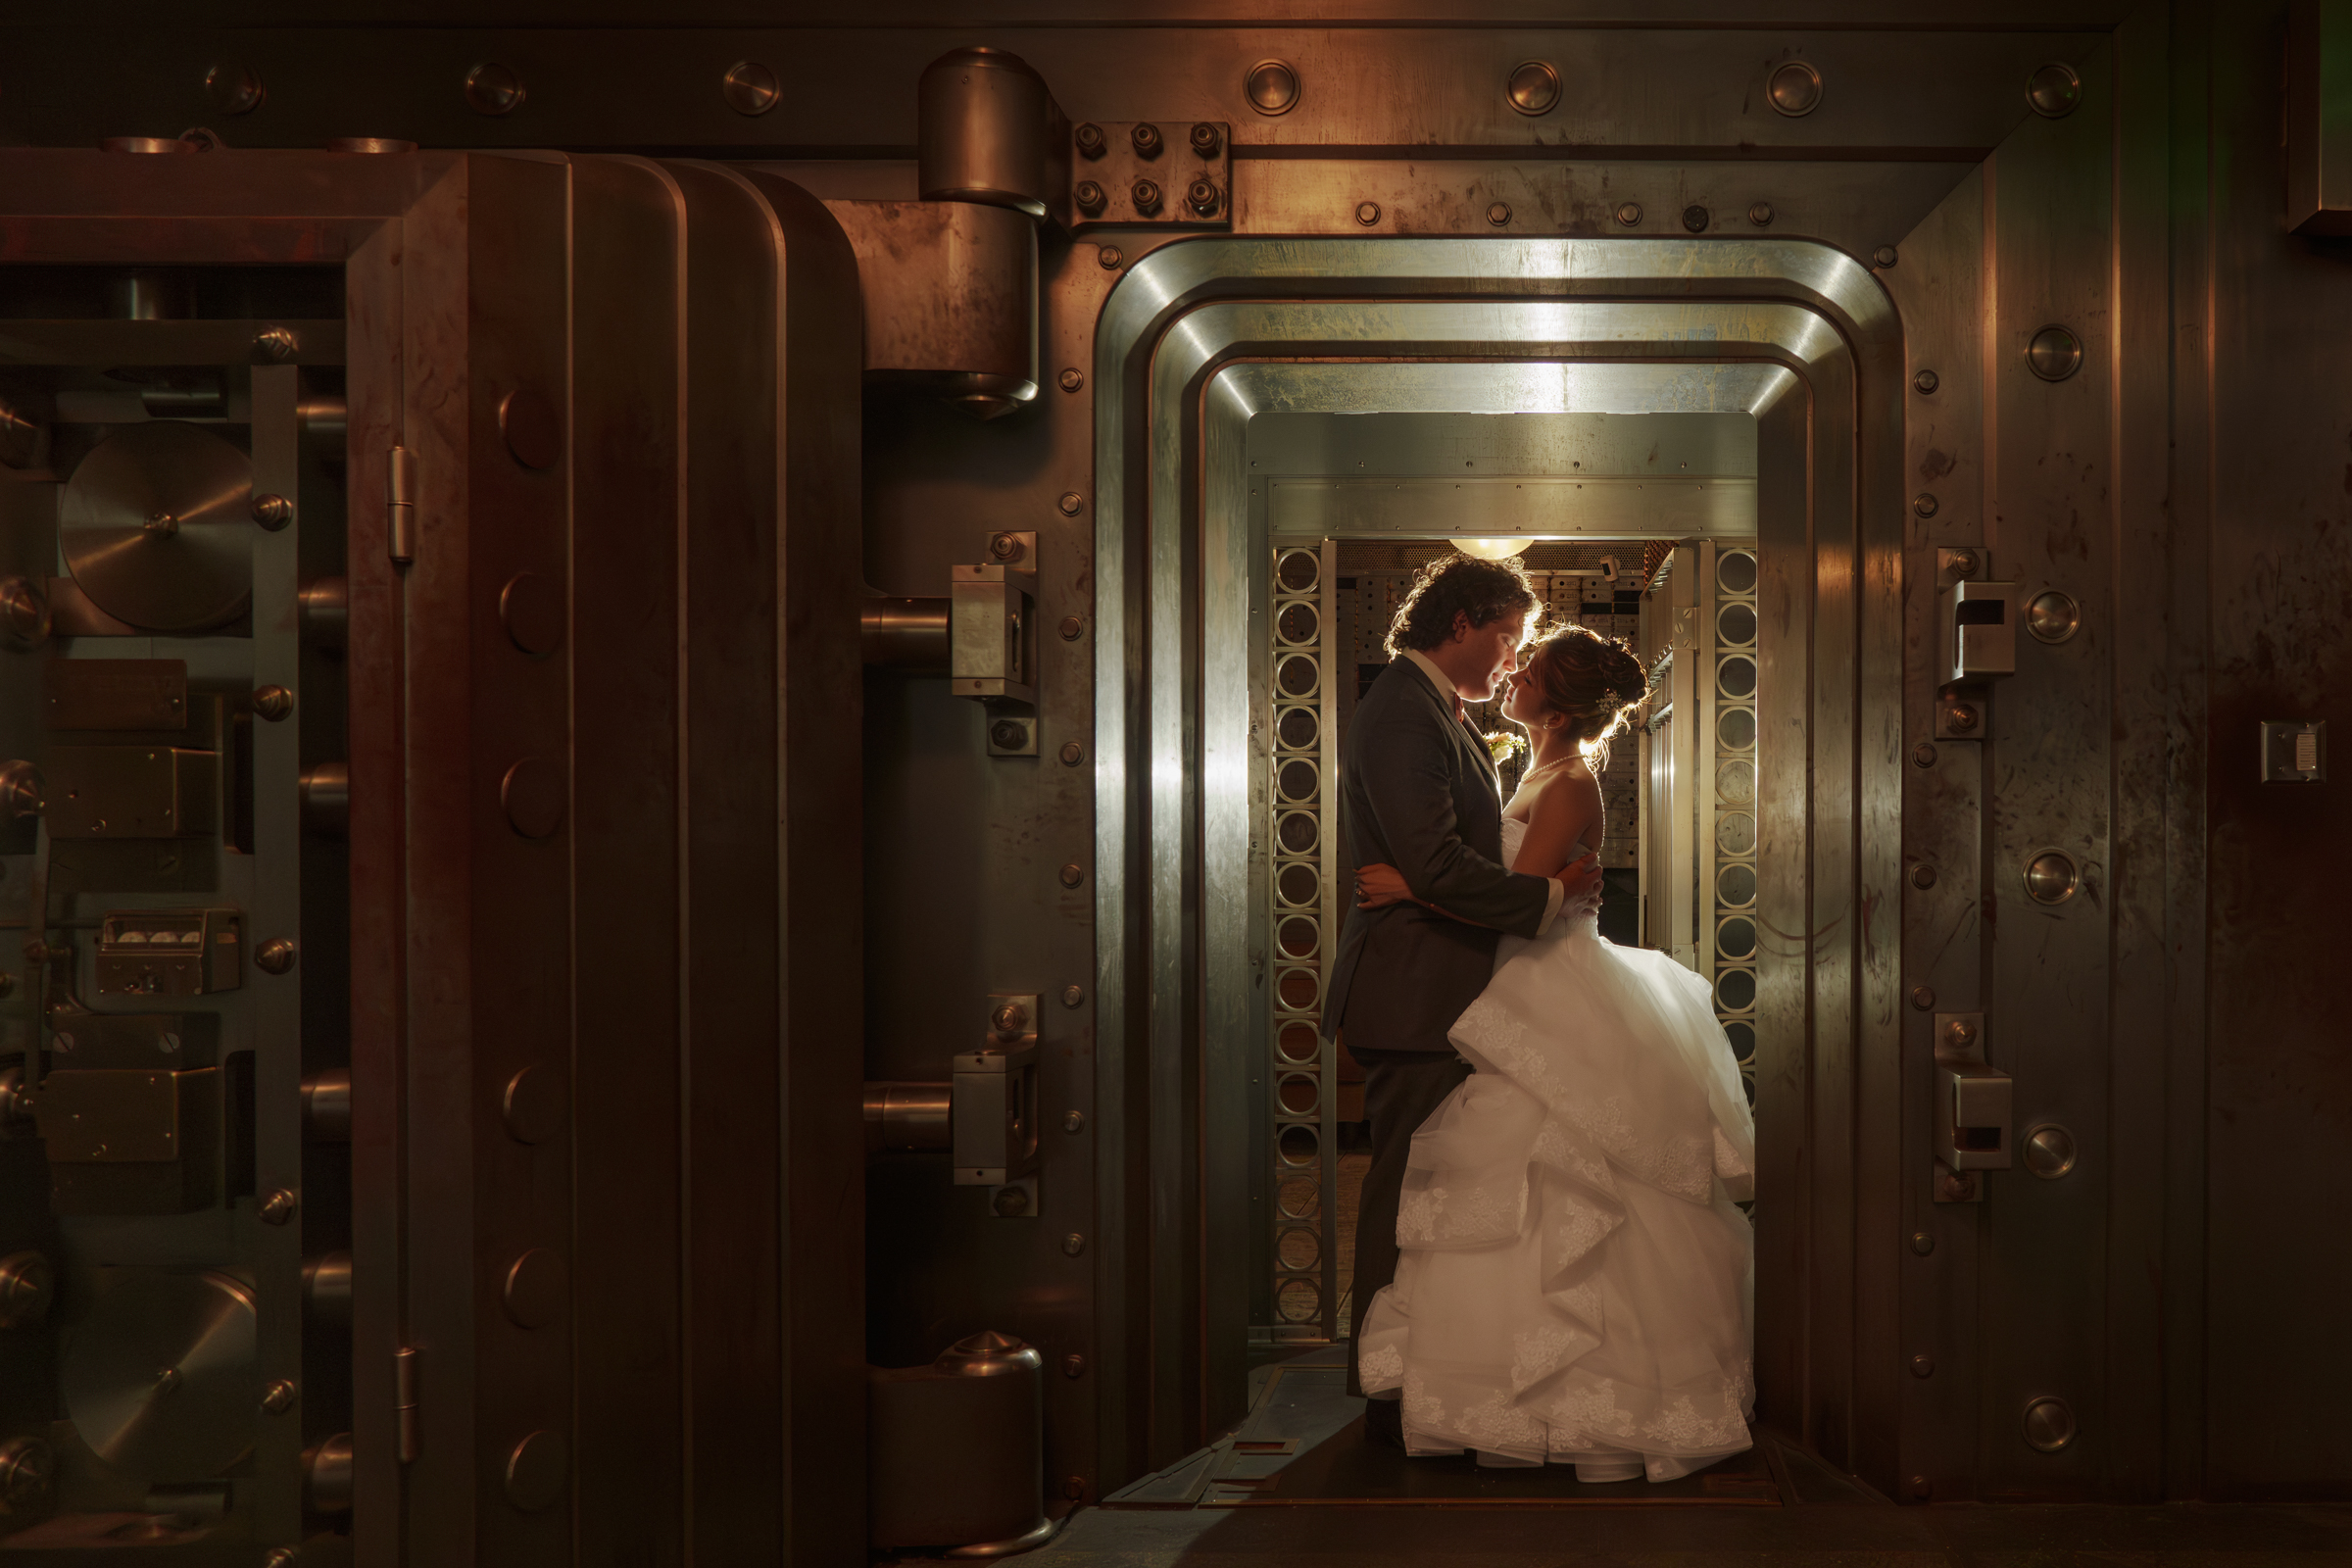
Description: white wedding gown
1356,815,1758,1481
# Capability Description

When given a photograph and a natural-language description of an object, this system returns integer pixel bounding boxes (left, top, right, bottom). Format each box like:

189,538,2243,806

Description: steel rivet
1766,60,1824,117
1062,1232,1087,1256
1131,178,1162,214
259,1188,299,1225
2027,324,2083,382
2023,1396,2077,1452
1098,245,1124,270
2026,590,2082,644
1914,368,1940,395
1074,180,1106,215
1075,122,1106,158
1062,1109,1086,1134
992,1186,1031,1217
2024,1123,2078,1179
1063,1352,1087,1377
1486,201,1512,226
1058,368,1085,393
204,61,265,116
1190,122,1222,157
463,61,525,118
1910,1353,1936,1378
1748,201,1775,227
253,685,294,722
1060,985,1085,1008
2027,63,2082,119
263,1379,299,1414
256,938,297,975
1506,60,1562,117
1909,1476,1933,1501
1187,178,1220,216
2025,849,2080,906
1613,201,1642,226
1913,492,1938,518
1873,244,1898,268
1910,1229,1936,1254
1058,615,1084,641
250,493,293,530
1059,741,1085,766
253,326,299,363
1131,122,1162,157
1059,491,1084,515
1064,1476,1088,1500
1245,60,1300,117
1059,863,1085,889
1682,204,1710,233
721,61,780,117
1911,742,1937,768
1910,864,1937,890
1354,201,1382,226
1911,985,1936,1010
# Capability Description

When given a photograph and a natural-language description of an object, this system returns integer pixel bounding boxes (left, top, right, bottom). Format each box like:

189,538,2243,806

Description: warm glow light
1447,537,1533,561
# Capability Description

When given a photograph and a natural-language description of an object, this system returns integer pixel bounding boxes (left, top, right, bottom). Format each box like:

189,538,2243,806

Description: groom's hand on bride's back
1555,852,1605,913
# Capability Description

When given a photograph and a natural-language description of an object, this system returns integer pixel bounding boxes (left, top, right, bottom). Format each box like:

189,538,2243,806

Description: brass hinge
394,1345,420,1462
386,447,417,565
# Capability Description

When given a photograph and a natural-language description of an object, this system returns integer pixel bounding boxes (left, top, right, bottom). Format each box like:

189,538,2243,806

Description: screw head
1131,122,1162,157
259,1188,299,1225
1058,368,1085,393
1873,244,1899,268
1063,1351,1087,1377
1613,201,1642,226
256,937,297,974
1131,178,1162,214
1910,1229,1936,1254
254,685,294,722
1911,742,1937,769
1943,1019,1978,1051
263,1378,299,1414
1058,615,1084,641
1058,491,1084,515
1682,204,1710,233
1913,368,1941,395
252,493,293,529
1910,864,1938,890
1074,122,1106,158
253,325,299,363
1748,201,1775,226
1354,201,1382,226
1059,741,1085,766
1948,548,1981,577
1914,492,1939,518
992,1002,1030,1036
1062,1232,1087,1256
1074,179,1105,214
1486,201,1512,226
1190,122,1222,156
1062,1109,1087,1134
989,531,1023,560
464,60,526,117
1947,703,1980,734
1060,985,1085,1008
1911,986,1936,1010
1186,178,1220,216
1059,863,1085,889
1098,245,1124,270
992,1185,1032,1216
1910,1353,1936,1378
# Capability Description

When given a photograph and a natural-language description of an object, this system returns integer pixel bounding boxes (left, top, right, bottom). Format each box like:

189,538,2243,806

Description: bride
1350,623,1757,1482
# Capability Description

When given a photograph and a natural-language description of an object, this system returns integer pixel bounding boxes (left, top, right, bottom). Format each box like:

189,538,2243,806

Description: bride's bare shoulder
1524,759,1603,820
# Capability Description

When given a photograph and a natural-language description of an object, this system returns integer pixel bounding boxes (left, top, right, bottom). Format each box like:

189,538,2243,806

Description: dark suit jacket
1323,658,1555,1052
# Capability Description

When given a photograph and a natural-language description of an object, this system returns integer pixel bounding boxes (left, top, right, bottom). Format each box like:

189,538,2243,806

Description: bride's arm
1512,769,1603,879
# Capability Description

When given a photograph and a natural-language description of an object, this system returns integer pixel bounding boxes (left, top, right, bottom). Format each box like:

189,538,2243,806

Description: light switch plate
2260,719,2327,782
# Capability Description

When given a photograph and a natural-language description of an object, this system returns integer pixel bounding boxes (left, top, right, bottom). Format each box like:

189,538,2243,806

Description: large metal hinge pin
385,446,417,564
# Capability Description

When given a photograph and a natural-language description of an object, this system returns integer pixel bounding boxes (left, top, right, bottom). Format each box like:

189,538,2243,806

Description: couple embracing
1324,553,1757,1481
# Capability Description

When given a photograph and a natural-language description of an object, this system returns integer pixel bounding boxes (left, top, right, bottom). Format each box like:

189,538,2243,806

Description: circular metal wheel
61,421,254,632
63,1269,258,1481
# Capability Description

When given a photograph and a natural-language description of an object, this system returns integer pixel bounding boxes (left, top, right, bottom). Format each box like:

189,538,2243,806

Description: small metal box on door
94,908,243,997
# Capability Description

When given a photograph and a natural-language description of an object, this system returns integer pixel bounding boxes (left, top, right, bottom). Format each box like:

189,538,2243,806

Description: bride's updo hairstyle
1523,623,1650,764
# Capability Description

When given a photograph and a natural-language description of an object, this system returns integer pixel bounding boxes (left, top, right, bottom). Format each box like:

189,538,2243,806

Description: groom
1324,554,1603,1446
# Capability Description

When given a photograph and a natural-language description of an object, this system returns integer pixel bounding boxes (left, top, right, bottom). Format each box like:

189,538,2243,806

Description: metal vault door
1090,236,1907,1488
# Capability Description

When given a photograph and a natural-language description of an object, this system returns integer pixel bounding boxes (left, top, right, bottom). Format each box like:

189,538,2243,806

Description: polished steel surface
59,421,253,633
61,1270,258,1482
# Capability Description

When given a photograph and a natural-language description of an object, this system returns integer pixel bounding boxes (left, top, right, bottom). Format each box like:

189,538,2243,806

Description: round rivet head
1506,60,1562,117
2022,1396,2077,1452
1873,244,1898,268
2027,324,2083,382
253,685,294,722
1063,1351,1087,1377
1062,1232,1087,1256
503,1064,564,1145
1910,1229,1936,1255
1354,201,1382,226
1058,368,1085,393
1911,742,1938,769
1060,985,1085,1008
1911,1353,1936,1378
2024,850,2080,906
1614,201,1642,226
503,1248,568,1328
1190,122,1222,157
262,1379,298,1414
505,1430,568,1511
1909,864,1937,890
1059,491,1084,515
500,570,564,656
464,61,526,117
1914,368,1940,395
1246,60,1300,117
1682,204,1710,233
259,1188,299,1225
1909,1475,1933,1501
499,388,562,470
1767,60,1824,117
1059,863,1085,889
1487,201,1512,226
722,60,780,116
992,1186,1031,1216
1059,741,1085,766
502,758,565,840
1058,615,1084,641
1911,986,1936,1011
1748,201,1775,227
2027,62,2082,119
1062,1109,1086,1134
204,62,265,116
1098,245,1124,270
2026,590,2081,644
1913,492,1939,518
256,939,297,976
251,493,293,530
2024,1123,2078,1179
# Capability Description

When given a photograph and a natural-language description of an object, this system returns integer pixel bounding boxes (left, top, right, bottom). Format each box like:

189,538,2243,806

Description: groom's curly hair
1384,553,1541,656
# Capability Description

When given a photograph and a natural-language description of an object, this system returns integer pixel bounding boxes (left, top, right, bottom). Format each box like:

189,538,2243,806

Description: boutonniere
1484,730,1527,766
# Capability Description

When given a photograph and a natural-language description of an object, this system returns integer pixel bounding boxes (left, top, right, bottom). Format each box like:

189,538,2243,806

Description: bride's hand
1355,862,1413,908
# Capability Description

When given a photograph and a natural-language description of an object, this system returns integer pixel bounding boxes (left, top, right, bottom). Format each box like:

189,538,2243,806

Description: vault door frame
1091,236,1906,1492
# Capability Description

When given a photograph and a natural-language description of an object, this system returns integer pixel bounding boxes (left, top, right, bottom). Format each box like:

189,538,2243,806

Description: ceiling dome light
1447,537,1533,561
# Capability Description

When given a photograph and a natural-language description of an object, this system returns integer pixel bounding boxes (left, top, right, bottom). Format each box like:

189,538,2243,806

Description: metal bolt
1766,59,1824,117
1911,742,1937,769
204,61,266,116
1060,985,1085,1008
990,719,1028,751
1190,122,1222,157
1074,122,1106,158
1058,615,1084,641
1873,245,1898,268
1058,368,1085,394
1485,201,1512,226
1911,986,1936,1010
1913,492,1939,518
721,60,780,117
1913,368,1940,395
2027,323,2083,382
1910,1353,1936,1378
992,1186,1032,1217
259,1188,299,1225
1186,178,1220,216
2027,63,2082,119
1909,1475,1934,1501
989,532,1023,561
1246,59,1301,117
1946,703,1980,734
1910,1230,1936,1255
464,60,525,117
1506,59,1562,116
1059,742,1085,766
1909,864,1937,890
992,1002,1030,1037
1948,548,1981,577
256,938,297,975
251,492,293,529
1354,201,1382,226
1062,1232,1087,1256
1682,204,1710,233
1748,201,1775,226
254,685,295,721
1937,1169,1979,1202
254,325,299,363
1943,1019,1978,1051
1131,178,1162,214
1074,180,1105,214
1063,1351,1087,1377
1613,201,1642,226
1058,491,1084,515
1059,863,1085,889
1098,245,1124,270
263,1379,299,1414
1064,1476,1088,1500
1132,122,1162,157
1062,1109,1086,1134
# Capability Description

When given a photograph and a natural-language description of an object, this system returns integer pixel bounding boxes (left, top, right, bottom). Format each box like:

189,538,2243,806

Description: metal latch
1933,1010,2010,1202
950,532,1037,708
953,994,1040,1190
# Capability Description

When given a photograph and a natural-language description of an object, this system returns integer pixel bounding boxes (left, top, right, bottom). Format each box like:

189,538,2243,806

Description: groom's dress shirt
1398,649,1567,935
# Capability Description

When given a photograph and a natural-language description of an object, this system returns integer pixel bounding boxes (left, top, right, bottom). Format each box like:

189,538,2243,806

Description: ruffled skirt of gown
1356,911,1757,1480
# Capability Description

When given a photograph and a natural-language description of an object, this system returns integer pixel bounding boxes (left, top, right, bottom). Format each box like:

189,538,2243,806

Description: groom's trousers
1346,1042,1474,1398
